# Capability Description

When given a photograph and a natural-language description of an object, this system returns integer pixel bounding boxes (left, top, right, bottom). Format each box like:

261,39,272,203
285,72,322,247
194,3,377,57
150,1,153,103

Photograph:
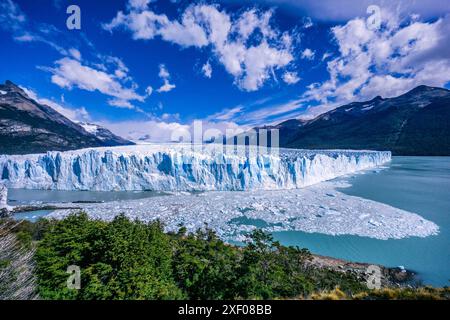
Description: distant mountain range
2,80,449,156
0,80,132,155
249,85,450,156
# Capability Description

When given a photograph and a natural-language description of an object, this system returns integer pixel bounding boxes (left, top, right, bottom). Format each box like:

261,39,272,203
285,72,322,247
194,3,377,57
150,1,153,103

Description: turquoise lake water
273,157,450,286
9,157,449,286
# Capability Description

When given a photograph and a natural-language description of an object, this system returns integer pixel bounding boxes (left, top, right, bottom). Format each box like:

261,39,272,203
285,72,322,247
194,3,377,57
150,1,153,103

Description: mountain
77,122,131,146
252,85,450,156
0,80,133,155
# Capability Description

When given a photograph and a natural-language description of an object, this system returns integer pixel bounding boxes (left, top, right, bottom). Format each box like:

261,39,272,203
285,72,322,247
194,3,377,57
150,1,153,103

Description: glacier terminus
0,144,392,191
0,145,439,241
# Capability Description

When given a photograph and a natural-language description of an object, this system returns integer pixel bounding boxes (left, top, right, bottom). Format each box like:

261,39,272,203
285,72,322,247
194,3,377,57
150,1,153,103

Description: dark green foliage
35,213,183,300
11,218,54,241
172,228,240,299
32,213,370,300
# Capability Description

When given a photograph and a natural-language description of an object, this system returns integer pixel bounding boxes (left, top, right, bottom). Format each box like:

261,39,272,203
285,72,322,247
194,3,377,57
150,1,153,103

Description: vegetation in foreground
1,213,449,300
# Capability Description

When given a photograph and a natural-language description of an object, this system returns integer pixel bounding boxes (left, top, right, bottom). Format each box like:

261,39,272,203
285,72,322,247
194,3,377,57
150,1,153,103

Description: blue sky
1,0,450,141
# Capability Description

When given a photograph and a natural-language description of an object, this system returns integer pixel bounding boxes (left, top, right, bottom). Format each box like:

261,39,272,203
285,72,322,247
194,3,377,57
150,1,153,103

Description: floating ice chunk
44,180,439,241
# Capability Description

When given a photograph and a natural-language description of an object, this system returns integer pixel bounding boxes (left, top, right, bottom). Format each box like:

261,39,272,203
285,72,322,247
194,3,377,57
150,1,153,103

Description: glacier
2,145,439,241
0,144,391,191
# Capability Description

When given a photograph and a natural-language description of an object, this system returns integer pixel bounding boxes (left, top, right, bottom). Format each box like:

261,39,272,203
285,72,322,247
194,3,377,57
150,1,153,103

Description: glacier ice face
0,144,391,191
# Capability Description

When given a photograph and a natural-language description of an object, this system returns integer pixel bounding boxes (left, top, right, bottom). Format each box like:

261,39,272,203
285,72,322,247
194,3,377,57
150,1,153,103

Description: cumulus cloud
157,81,176,93
128,0,153,11
156,64,176,93
300,11,450,117
101,118,243,143
20,86,90,122
69,48,81,61
41,57,147,108
202,61,213,78
104,3,295,91
282,71,300,84
145,86,153,96
301,48,315,60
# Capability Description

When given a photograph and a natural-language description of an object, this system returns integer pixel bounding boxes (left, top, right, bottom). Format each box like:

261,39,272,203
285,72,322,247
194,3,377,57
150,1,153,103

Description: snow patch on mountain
78,122,99,135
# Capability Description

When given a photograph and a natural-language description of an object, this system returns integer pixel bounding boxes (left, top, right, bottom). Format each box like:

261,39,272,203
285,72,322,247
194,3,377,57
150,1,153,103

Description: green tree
173,228,239,299
35,213,183,300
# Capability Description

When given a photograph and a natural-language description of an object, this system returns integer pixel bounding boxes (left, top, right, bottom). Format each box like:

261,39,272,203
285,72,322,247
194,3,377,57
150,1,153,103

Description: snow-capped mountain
0,80,133,154
77,122,131,146
253,85,450,155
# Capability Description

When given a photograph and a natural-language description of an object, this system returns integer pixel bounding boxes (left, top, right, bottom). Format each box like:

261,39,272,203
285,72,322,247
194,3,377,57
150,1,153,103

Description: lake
273,157,450,286
8,157,449,286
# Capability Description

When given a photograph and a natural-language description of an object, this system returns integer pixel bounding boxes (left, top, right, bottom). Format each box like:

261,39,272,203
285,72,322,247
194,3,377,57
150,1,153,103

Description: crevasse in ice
0,144,391,191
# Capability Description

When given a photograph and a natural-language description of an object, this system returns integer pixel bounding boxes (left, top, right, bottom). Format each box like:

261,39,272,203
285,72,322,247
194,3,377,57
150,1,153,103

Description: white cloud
156,64,176,93
208,97,306,127
42,57,147,108
239,99,304,125
69,48,81,61
201,61,212,78
104,4,295,91
0,1,72,56
14,33,36,42
101,119,189,142
107,99,134,109
2,0,152,115
158,64,170,79
103,8,209,47
282,71,300,84
101,118,243,143
0,0,26,32
207,106,243,121
128,0,153,11
20,86,90,122
234,9,276,40
253,0,450,22
300,12,450,118
157,80,176,93
321,52,332,61
301,48,315,60
302,17,313,28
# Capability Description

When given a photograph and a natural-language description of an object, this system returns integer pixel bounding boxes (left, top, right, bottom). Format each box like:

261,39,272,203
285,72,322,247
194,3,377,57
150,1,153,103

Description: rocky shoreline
310,254,417,288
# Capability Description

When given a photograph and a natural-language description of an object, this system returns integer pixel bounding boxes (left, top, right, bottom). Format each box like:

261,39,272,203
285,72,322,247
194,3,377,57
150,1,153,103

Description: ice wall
0,145,391,191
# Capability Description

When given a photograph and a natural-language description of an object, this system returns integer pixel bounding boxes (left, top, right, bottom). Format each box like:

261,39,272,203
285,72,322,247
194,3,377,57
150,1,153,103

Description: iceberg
0,144,391,191
46,180,439,240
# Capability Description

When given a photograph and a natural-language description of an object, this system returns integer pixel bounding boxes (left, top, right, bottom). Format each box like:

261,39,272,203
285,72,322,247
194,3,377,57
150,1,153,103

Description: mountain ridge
249,85,450,156
0,80,133,155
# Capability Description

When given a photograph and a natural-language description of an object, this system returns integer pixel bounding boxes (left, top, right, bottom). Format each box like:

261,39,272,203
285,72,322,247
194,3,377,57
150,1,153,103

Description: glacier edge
0,145,392,191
